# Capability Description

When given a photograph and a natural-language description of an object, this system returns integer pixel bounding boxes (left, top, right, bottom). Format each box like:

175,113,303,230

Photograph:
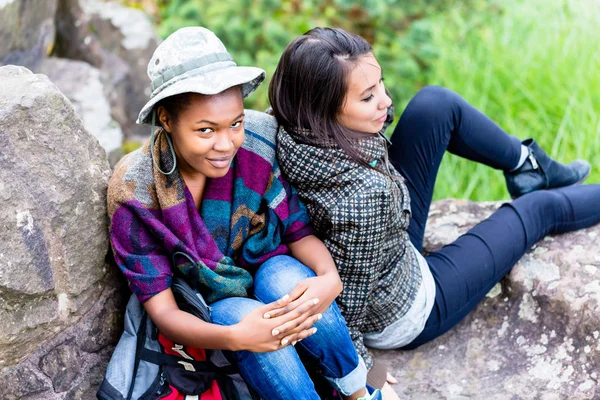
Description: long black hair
269,27,376,166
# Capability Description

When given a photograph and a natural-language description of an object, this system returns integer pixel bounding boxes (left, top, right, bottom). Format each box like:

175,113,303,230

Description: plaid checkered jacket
277,125,423,368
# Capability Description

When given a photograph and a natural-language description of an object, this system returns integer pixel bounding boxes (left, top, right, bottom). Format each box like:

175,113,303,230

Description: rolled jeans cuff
325,355,367,396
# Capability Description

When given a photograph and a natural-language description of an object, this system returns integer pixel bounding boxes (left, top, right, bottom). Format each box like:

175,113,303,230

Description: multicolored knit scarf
107,111,313,303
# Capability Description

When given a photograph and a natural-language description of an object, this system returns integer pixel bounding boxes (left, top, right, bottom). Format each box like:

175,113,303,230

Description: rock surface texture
375,199,600,400
37,58,124,162
0,0,58,69
58,0,159,141
0,66,124,399
0,0,159,164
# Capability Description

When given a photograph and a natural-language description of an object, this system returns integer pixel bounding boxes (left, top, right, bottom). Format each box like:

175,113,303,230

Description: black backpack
97,277,259,400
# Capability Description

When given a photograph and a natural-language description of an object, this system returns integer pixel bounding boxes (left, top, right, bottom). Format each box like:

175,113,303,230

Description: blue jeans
388,86,600,348
210,255,366,399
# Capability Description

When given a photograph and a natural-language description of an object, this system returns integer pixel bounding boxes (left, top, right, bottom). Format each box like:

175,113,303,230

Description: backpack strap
126,313,149,400
140,348,238,375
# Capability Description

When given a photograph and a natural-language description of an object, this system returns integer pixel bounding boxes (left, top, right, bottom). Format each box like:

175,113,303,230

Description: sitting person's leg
403,184,600,349
388,85,589,251
211,296,322,399
254,255,368,398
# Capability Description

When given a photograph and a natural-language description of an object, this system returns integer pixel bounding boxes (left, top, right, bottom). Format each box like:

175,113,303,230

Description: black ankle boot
504,138,590,198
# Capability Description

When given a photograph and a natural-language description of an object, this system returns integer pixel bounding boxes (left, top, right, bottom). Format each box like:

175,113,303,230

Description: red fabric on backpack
158,333,223,400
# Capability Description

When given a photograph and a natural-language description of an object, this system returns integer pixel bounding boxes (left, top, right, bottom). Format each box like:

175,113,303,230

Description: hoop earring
150,110,177,175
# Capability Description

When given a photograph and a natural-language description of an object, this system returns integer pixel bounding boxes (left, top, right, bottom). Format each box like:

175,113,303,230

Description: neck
182,172,207,210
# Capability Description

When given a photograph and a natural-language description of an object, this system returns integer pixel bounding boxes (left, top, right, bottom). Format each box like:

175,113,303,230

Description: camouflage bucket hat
137,26,266,125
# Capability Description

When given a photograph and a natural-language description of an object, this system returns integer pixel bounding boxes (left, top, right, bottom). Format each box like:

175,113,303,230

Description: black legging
388,86,600,348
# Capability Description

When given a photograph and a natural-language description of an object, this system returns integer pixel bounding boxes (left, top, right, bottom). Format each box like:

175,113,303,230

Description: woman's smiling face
158,87,245,180
337,53,392,134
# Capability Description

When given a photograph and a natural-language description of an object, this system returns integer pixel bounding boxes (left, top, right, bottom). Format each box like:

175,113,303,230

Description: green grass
427,0,600,200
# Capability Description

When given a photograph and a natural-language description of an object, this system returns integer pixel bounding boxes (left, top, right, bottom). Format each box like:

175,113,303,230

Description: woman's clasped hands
231,273,342,353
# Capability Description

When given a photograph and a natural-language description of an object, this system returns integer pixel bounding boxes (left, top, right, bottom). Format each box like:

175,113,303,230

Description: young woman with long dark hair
269,27,599,389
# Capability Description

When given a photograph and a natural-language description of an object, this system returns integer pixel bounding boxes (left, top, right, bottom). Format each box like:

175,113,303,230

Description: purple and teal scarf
108,111,313,303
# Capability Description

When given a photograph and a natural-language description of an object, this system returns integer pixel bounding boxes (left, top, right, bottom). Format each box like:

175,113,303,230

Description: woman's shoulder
315,169,392,212
239,110,280,165
107,141,153,214
109,141,151,187
243,109,278,146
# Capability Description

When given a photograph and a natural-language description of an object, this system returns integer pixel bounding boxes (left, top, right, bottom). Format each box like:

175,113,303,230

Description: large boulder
1,0,160,163
37,57,124,165
376,199,600,399
0,65,124,399
54,0,159,141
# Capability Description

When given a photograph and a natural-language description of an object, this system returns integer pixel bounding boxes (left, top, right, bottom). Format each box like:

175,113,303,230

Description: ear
157,106,172,133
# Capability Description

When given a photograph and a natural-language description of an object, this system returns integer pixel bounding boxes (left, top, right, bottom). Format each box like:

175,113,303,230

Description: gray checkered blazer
277,126,423,368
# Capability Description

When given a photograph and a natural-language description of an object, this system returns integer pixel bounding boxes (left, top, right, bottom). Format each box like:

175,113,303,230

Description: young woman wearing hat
270,27,600,389
107,27,381,400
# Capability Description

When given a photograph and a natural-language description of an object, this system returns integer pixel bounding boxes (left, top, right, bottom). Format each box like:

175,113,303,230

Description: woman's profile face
337,54,392,134
161,87,245,180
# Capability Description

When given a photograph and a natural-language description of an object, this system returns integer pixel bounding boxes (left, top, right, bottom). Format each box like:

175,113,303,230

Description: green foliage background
149,0,600,201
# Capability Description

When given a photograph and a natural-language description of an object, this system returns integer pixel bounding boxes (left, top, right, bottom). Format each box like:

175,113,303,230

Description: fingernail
281,338,289,346
272,329,279,336
313,298,319,305
317,313,322,320
263,313,271,319
280,294,289,301
312,327,318,334
292,341,297,346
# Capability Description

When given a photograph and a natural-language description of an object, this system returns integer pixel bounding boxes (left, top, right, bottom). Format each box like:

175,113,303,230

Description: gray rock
0,0,57,69
53,0,104,68
0,65,111,367
64,356,110,400
376,199,600,399
80,284,124,353
39,340,82,392
80,0,157,53
1,0,160,167
57,0,159,141
0,364,51,399
37,57,124,161
53,0,147,145
0,282,123,399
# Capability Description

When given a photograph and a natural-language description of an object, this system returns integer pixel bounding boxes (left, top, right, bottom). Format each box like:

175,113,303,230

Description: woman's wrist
319,271,343,295
224,323,244,352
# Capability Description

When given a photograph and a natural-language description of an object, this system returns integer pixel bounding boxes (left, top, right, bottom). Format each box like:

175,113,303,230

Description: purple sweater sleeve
109,202,173,303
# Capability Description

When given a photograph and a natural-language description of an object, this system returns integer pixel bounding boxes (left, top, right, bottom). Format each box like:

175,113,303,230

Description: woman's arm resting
144,288,235,350
288,234,343,281
264,235,343,327
144,287,321,352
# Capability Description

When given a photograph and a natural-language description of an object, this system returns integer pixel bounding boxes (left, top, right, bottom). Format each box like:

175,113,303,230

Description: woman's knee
405,85,462,120
393,85,463,144
254,255,315,302
506,189,568,244
511,189,564,218
210,297,263,326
